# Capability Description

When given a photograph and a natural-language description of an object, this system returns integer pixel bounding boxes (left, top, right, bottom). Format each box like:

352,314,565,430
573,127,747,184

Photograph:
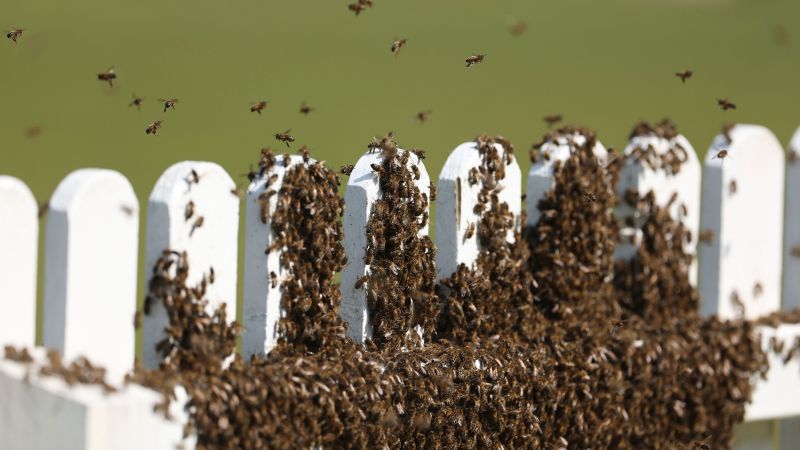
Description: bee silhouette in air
97,67,117,87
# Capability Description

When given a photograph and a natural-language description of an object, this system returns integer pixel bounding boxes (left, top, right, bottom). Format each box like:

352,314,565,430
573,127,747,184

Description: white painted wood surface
42,169,139,379
142,161,239,369
242,155,306,358
616,132,701,284
0,349,193,450
782,127,800,311
0,176,38,348
526,132,608,227
435,142,521,280
341,149,430,343
699,125,785,319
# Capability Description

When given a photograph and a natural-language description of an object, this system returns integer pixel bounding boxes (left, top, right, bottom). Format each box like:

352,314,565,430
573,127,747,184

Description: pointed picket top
699,124,785,319
0,176,38,348
782,127,800,311
142,161,239,369
341,148,430,343
527,130,608,227
615,123,702,284
435,141,521,280
42,169,139,378
242,154,306,358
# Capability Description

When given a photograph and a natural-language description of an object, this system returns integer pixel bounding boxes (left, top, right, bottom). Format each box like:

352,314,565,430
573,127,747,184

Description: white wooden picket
42,169,139,379
340,149,430,343
435,141,521,280
0,176,38,348
242,155,305,358
699,125,785,319
142,161,239,369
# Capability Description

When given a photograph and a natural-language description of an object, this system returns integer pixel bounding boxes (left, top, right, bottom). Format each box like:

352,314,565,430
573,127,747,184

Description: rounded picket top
527,132,607,227
699,124,785,319
42,169,139,379
242,154,307,358
0,176,38,348
142,161,239,369
435,141,521,280
616,126,702,283
341,149,430,344
783,127,800,311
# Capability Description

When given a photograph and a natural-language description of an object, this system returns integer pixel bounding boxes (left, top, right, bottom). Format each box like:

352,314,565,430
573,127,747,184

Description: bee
468,167,480,186
675,70,693,83
97,67,117,87
429,183,437,201
789,151,799,163
38,202,49,218
230,186,244,198
390,37,407,56
129,94,144,110
718,98,736,110
340,165,355,176
415,110,431,124
190,216,204,236
5,28,23,43
698,229,715,244
712,149,730,160
275,129,295,147
185,201,195,221
189,169,200,185
133,311,142,329
300,145,311,163
299,102,314,115
753,282,764,298
158,98,178,112
729,179,737,195
583,190,596,203
465,54,485,67
242,164,259,182
145,120,163,135
411,164,420,180
348,0,372,16
250,100,268,114
270,271,278,288
464,222,475,240
370,163,385,177
791,245,800,258
25,126,42,139
543,114,562,128
509,19,527,36
120,204,135,216
412,148,426,160
355,275,368,289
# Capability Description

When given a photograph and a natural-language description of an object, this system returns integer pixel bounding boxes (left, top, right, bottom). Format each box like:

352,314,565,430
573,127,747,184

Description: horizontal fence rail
2,124,800,449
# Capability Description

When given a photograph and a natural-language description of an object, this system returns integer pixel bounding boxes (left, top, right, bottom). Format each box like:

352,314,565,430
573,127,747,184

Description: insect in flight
145,120,163,135
717,99,736,110
97,67,117,87
675,70,693,83
159,98,178,112
391,38,407,56
129,94,144,110
5,28,23,43
465,54,485,67
275,130,295,147
415,110,431,124
299,102,314,115
251,101,268,114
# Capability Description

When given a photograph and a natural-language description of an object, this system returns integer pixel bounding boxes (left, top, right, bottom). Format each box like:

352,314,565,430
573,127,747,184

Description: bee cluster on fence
5,123,800,450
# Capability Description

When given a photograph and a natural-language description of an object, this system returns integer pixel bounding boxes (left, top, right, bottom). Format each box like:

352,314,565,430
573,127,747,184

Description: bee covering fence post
341,148,430,344
698,125,785,319
782,127,800,311
242,154,305,358
142,161,239,369
615,124,701,283
42,169,139,378
0,176,38,348
435,141,521,280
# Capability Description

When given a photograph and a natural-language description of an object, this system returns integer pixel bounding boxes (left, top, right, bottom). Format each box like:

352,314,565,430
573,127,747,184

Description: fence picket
242,155,306,358
341,149,430,343
782,127,800,311
698,125,785,319
526,133,607,227
616,131,701,283
142,161,239,369
0,176,38,348
435,141,521,280
42,169,139,378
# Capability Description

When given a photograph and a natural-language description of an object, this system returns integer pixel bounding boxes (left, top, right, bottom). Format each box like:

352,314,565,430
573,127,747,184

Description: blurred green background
2,0,799,342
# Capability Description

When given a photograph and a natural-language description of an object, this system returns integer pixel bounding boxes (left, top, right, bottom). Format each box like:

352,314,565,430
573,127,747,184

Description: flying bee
465,54,485,67
145,120,163,135
190,216,204,236
729,179,737,195
412,148,426,160
242,164,259,182
129,94,144,110
792,245,800,258
97,67,117,87
209,266,216,284
159,98,178,112
390,37,407,56
675,70,693,83
5,28,23,43
270,271,277,288
698,229,715,244
509,19,527,36
185,201,195,221
718,98,736,110
543,114,562,128
230,186,244,198
415,110,431,124
464,222,475,240
38,202,49,218
250,100,268,114
348,0,372,16
120,204,135,216
299,102,314,115
789,151,799,164
340,165,355,176
189,169,200,185
712,149,730,160
753,282,764,298
133,311,142,329
275,129,295,147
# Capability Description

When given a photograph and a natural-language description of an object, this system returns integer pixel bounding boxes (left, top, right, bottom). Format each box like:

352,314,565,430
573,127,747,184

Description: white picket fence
2,124,800,449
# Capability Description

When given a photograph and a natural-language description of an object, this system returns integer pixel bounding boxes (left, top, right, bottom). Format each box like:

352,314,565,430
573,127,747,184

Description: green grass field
2,0,799,342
